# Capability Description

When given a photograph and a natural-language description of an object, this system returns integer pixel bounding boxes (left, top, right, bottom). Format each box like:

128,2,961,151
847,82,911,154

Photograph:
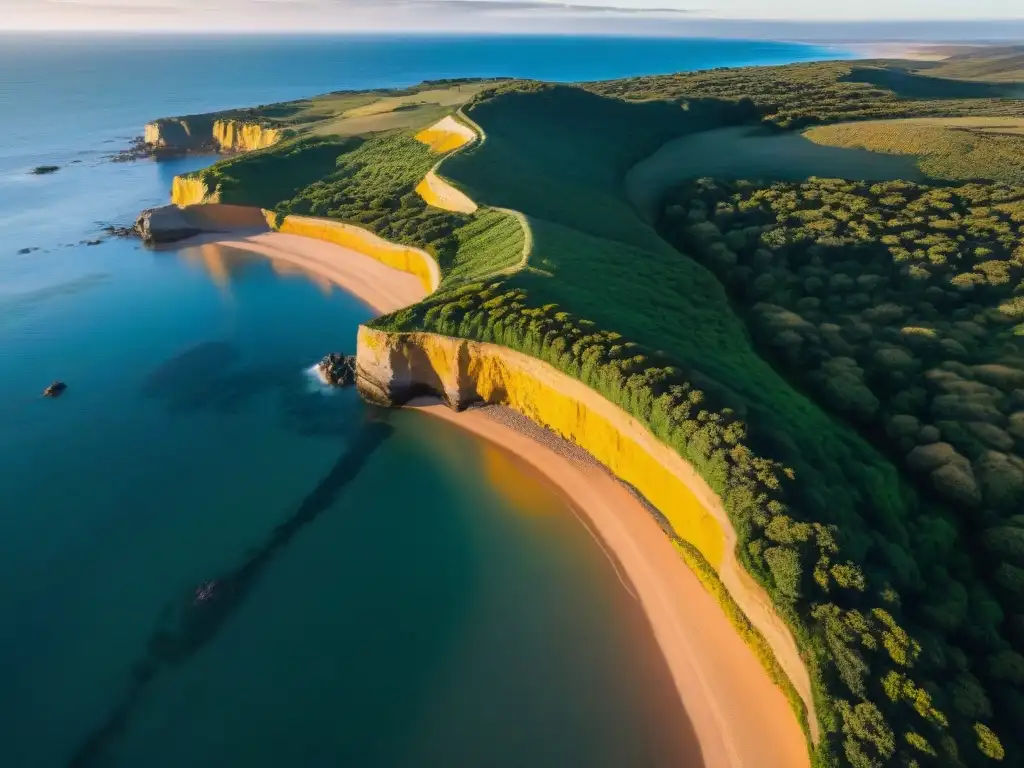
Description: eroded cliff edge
144,117,283,156
356,325,816,735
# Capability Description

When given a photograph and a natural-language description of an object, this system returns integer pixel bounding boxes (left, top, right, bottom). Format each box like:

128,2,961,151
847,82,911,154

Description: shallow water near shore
0,34,844,766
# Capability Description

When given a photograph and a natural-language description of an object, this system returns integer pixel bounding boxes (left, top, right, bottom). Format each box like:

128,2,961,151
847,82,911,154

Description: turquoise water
0,35,844,767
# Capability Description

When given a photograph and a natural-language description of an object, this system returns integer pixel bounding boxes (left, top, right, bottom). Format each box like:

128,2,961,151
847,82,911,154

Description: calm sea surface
0,35,846,767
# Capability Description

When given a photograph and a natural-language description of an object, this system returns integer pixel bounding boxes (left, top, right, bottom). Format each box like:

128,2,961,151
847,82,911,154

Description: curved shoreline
180,223,810,767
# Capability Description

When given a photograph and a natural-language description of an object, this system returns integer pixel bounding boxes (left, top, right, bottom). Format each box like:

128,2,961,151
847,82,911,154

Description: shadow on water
140,340,359,437
66,417,394,768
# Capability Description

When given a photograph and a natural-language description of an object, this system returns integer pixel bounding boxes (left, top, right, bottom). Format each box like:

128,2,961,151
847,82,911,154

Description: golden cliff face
357,327,726,566
212,120,282,152
271,215,440,293
144,117,280,153
171,175,216,206
356,325,815,722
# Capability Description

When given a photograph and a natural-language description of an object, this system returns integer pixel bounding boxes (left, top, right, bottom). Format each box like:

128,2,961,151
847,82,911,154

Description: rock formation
134,205,201,244
317,353,357,387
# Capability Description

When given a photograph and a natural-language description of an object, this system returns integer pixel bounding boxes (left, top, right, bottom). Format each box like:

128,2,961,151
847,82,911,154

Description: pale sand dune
202,228,810,767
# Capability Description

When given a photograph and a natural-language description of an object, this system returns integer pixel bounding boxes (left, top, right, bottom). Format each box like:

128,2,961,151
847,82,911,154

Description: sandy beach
197,227,810,767
841,42,975,61
201,230,426,314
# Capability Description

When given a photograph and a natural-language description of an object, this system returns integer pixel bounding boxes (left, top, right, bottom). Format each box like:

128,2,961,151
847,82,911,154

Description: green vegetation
915,47,1024,84
171,53,1024,767
660,179,1024,751
671,536,809,734
626,125,924,222
589,60,1024,127
804,118,1024,185
372,81,1023,767
181,98,524,285
181,79,497,142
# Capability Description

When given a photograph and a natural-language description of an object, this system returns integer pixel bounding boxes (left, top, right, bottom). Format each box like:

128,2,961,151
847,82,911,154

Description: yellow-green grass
625,125,925,222
804,117,1024,184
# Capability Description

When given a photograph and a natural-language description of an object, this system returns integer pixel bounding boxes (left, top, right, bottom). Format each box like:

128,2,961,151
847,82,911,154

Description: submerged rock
43,381,67,398
31,165,59,175
317,353,357,387
135,205,200,244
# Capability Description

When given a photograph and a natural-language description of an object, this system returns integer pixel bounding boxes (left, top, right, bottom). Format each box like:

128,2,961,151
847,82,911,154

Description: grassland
589,60,1024,127
626,125,925,221
166,54,1024,767
804,117,1024,185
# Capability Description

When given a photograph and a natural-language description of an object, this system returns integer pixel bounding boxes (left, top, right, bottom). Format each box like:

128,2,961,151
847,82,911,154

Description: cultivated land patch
804,116,1024,184
625,125,925,221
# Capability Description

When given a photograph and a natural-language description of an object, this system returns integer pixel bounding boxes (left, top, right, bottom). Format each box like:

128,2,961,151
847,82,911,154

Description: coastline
837,41,973,61
186,226,811,767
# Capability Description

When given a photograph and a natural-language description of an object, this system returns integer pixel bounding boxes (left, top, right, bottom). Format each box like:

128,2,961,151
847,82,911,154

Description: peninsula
140,49,1024,768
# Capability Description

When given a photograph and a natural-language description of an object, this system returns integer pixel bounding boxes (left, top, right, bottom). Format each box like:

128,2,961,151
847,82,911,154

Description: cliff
144,117,282,155
271,215,440,293
355,325,815,730
171,174,216,206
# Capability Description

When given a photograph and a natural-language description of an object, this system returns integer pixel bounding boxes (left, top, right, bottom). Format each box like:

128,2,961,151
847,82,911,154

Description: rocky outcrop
356,325,816,729
42,381,67,398
135,205,201,244
135,204,269,244
143,117,282,157
317,353,357,387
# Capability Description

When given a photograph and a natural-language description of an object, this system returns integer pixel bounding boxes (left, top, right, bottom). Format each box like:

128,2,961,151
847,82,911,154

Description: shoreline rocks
135,205,201,244
317,353,357,387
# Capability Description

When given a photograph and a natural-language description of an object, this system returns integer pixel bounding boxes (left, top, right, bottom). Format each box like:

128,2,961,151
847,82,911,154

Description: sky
2,0,1023,35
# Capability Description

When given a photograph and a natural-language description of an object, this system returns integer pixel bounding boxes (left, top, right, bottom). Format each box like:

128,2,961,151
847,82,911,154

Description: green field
626,125,925,221
804,117,1024,185
166,54,1024,767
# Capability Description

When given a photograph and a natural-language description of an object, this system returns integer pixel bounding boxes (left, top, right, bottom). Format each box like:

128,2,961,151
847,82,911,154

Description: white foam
304,363,333,393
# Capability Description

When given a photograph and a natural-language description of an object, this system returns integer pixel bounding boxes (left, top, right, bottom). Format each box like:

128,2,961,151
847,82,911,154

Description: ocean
0,34,846,767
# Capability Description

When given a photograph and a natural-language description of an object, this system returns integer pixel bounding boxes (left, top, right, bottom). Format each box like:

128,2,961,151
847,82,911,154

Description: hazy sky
3,0,1022,33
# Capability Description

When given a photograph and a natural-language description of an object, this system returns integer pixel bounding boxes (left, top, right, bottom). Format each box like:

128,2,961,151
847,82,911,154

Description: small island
31,165,60,175
141,49,1024,768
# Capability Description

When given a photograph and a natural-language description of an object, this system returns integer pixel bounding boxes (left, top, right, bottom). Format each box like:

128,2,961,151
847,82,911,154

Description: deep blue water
0,35,846,767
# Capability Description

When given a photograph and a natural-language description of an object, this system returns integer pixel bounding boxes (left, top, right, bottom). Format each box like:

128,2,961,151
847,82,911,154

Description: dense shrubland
660,176,1024,764
589,61,1024,127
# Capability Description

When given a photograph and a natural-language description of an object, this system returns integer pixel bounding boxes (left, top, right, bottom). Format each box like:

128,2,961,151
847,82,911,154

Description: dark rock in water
43,381,67,398
317,353,357,387
109,136,155,163
17,247,39,255
135,205,200,244
31,165,60,175
102,224,137,239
